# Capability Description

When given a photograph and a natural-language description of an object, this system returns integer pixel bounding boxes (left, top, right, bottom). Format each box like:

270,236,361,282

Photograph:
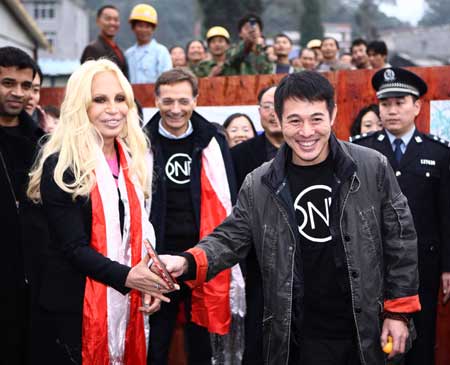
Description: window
44,31,57,49
33,1,56,19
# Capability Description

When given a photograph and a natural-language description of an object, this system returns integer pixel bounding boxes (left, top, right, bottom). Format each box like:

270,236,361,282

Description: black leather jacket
191,134,419,364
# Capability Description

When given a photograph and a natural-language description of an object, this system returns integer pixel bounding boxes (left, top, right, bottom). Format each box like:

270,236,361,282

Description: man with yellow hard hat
125,3,172,84
195,26,234,78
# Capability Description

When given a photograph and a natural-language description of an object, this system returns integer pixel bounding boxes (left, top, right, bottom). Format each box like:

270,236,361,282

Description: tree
300,0,324,46
420,0,450,26
352,0,407,40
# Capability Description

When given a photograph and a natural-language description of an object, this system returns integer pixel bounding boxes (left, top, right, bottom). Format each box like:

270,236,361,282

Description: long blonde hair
27,59,150,202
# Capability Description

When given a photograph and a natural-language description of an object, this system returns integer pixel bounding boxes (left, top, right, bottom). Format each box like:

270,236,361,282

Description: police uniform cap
372,67,427,99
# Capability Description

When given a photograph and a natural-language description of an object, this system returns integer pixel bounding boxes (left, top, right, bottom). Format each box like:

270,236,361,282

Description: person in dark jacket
0,46,41,365
230,85,284,364
352,67,450,365
231,85,283,189
144,68,238,365
80,5,128,78
160,71,420,365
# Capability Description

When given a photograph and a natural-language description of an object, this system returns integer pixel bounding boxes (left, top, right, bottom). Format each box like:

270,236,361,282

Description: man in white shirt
125,4,172,84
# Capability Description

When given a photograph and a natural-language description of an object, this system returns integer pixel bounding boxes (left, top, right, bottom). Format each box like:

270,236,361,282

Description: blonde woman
27,59,176,364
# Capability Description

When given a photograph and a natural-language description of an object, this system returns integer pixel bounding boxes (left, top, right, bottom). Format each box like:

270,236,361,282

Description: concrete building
22,0,89,60
21,0,89,85
381,25,450,66
0,0,49,57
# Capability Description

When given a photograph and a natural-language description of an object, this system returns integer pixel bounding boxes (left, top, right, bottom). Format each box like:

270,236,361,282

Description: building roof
5,0,50,50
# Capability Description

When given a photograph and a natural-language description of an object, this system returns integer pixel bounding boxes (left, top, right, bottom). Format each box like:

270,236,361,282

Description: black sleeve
40,157,131,294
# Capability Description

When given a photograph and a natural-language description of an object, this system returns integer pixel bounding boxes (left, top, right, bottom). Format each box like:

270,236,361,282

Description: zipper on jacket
339,173,366,364
0,149,19,212
272,180,297,365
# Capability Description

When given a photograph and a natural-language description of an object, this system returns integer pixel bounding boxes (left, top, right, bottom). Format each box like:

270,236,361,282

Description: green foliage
300,0,324,46
419,0,450,26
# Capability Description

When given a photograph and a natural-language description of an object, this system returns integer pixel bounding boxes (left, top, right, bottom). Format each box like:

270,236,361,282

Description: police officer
352,67,450,365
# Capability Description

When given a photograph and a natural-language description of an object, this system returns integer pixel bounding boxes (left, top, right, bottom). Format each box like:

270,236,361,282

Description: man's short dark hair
155,68,198,97
34,64,43,85
0,47,36,77
274,33,292,45
274,71,335,120
351,38,368,52
299,48,316,58
322,37,339,50
43,105,60,119
97,5,118,18
238,13,263,32
367,40,388,56
257,85,276,104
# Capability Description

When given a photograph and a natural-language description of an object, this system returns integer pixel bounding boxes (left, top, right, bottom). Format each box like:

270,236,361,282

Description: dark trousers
1,287,30,365
30,309,82,365
148,285,212,365
289,337,361,365
405,252,440,365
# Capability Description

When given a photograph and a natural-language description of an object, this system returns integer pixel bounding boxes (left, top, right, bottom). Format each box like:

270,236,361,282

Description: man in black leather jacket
162,71,420,365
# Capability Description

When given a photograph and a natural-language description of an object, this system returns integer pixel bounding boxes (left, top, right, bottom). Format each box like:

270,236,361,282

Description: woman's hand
125,254,178,303
139,293,161,315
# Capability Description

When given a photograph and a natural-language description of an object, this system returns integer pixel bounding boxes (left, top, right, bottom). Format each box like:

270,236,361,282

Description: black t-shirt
287,154,353,340
160,134,198,253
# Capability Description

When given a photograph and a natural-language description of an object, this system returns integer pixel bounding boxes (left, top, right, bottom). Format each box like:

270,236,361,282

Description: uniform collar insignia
415,136,423,143
377,134,385,142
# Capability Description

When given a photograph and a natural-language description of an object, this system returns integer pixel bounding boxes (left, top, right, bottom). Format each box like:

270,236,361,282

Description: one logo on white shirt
294,184,332,243
165,153,192,184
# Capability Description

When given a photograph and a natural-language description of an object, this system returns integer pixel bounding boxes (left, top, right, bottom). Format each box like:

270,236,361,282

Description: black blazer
36,156,131,315
231,133,269,190
80,35,128,79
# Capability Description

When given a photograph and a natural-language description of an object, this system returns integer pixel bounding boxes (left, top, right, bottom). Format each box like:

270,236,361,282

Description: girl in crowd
223,112,257,147
350,104,382,136
27,59,174,364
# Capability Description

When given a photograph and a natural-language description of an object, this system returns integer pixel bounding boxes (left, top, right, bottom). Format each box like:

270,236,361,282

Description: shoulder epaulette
424,133,450,148
349,131,377,143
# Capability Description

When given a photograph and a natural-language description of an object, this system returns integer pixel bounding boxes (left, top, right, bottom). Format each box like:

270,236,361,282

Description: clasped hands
125,254,181,315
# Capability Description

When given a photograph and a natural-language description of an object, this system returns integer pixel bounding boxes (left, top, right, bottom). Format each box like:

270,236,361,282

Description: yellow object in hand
383,336,393,354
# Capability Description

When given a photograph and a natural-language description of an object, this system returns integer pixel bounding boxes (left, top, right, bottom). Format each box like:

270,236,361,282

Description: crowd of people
79,4,392,85
1,3,450,365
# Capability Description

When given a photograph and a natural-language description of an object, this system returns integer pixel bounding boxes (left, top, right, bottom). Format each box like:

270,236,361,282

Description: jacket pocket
359,206,382,258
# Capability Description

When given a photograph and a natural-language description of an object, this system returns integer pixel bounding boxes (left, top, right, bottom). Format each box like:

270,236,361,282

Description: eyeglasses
260,103,275,111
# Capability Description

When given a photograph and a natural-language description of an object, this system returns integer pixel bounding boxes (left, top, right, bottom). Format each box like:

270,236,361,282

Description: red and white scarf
82,140,154,364
180,137,245,335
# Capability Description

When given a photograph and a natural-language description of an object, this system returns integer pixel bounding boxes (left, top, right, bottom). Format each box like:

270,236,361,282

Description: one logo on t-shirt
294,184,332,243
165,153,192,184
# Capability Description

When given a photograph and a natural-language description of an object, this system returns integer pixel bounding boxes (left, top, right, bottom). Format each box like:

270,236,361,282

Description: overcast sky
379,0,426,25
